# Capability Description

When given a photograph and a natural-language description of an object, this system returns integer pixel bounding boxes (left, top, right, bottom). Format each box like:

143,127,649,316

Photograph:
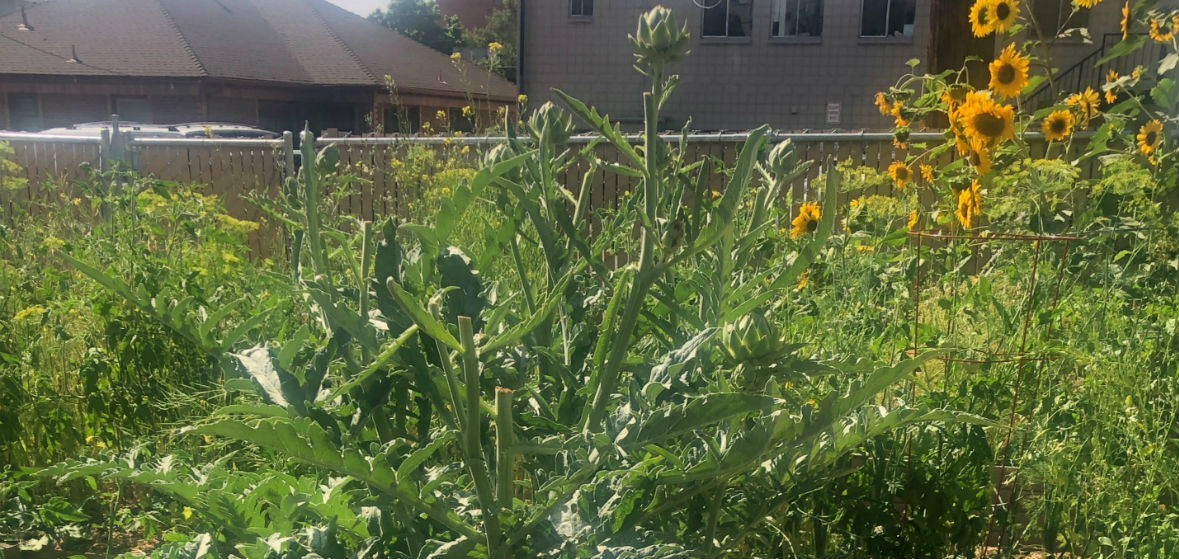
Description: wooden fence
1,130,1100,256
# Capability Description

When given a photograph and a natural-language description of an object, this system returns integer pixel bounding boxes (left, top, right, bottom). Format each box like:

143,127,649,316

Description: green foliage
9,6,1179,558
35,9,985,558
0,141,27,191
368,0,464,54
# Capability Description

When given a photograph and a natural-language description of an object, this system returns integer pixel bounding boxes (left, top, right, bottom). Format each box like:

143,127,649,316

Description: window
114,96,152,123
860,0,915,38
702,0,753,38
771,0,823,38
7,93,40,131
570,0,592,17
1031,0,1089,35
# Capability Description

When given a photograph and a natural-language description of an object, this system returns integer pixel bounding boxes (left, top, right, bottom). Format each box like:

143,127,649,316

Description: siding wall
522,0,932,131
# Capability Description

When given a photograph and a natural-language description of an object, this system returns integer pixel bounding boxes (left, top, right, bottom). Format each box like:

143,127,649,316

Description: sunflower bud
527,102,574,146
630,6,690,73
894,126,911,143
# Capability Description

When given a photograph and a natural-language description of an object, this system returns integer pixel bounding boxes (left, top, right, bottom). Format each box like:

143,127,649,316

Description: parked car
38,121,278,139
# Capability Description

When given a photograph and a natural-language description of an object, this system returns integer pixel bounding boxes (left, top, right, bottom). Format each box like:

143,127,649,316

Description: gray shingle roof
0,0,516,99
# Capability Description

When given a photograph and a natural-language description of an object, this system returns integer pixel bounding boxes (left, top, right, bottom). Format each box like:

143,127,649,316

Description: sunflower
889,161,913,188
920,164,934,182
991,0,1020,32
1104,70,1119,103
907,209,919,231
969,144,993,174
989,43,1030,98
1074,0,1103,8
956,180,983,229
1122,1,1131,39
1149,15,1177,42
791,201,821,238
970,0,994,36
1066,87,1101,128
875,92,891,115
959,91,1015,149
1042,110,1074,141
1137,119,1163,155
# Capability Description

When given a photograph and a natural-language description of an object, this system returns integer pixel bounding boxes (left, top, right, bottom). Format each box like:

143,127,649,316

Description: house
0,0,518,134
519,0,1126,131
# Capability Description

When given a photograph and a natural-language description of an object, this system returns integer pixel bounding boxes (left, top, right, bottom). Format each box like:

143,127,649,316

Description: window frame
769,0,823,40
569,0,593,18
701,0,754,40
858,0,916,40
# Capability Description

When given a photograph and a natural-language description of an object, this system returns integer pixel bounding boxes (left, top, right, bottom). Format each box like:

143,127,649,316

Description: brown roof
0,0,516,100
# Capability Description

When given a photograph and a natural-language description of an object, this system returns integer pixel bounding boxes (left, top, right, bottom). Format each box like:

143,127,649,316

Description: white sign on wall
826,102,841,125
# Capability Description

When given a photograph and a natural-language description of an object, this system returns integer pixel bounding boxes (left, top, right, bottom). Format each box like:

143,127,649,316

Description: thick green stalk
358,221,372,361
495,387,515,510
431,302,467,431
509,233,537,315
584,81,664,433
458,316,501,554
299,130,328,278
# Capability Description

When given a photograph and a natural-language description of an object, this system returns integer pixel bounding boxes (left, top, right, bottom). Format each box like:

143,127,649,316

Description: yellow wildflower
989,43,1030,99
956,180,982,229
1065,87,1101,128
970,0,994,36
959,91,1015,150
517,93,528,104
888,161,913,189
1122,1,1131,39
991,0,1020,33
1137,119,1163,155
1042,110,1074,141
1148,14,1177,42
791,201,821,238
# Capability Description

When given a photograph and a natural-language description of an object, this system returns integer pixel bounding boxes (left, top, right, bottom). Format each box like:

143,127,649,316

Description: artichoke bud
765,139,800,179
483,143,512,167
528,102,574,146
721,310,783,365
629,6,690,72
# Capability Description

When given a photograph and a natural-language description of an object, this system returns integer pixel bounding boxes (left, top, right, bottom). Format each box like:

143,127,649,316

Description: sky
325,0,387,17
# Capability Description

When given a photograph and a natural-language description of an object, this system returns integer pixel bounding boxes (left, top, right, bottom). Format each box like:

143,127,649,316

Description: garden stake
988,238,1041,553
